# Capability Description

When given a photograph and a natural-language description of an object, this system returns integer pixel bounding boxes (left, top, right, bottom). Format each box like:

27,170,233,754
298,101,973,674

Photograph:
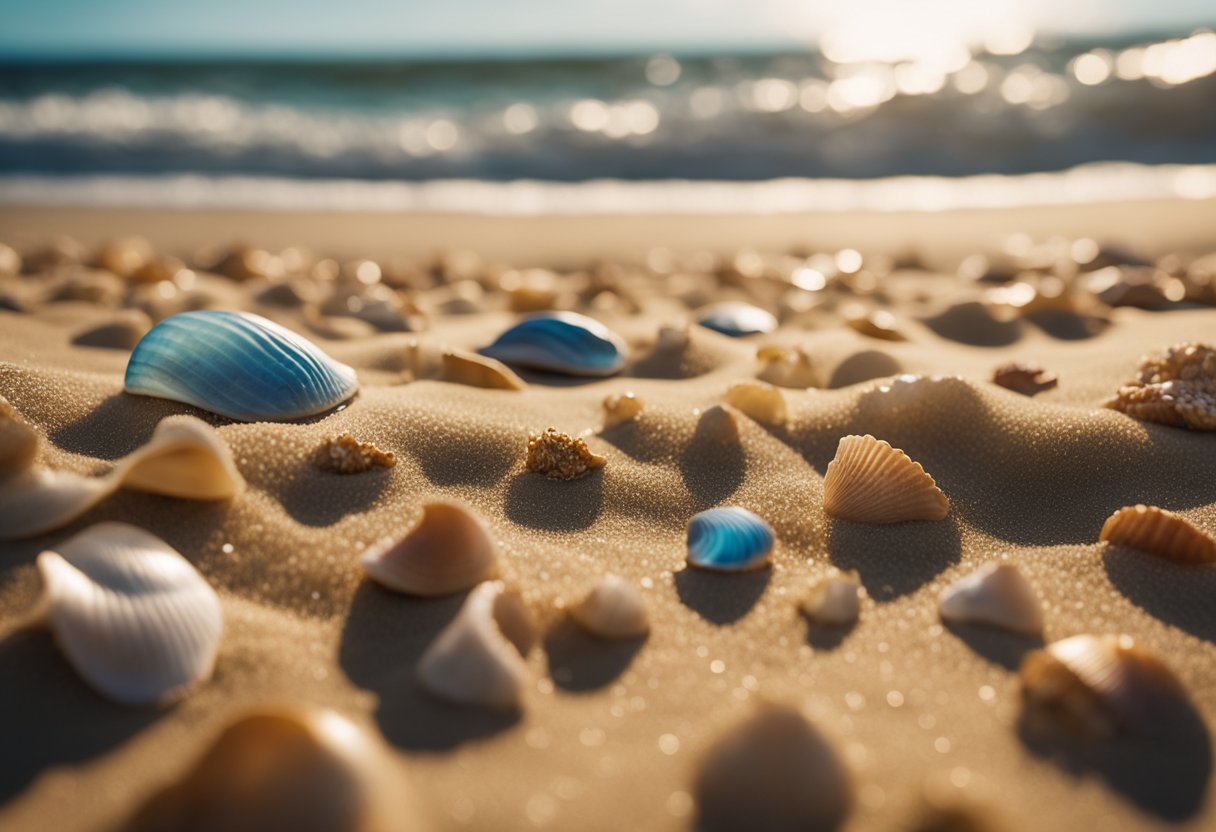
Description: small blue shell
686,507,775,571
125,310,359,422
697,303,777,337
480,311,627,377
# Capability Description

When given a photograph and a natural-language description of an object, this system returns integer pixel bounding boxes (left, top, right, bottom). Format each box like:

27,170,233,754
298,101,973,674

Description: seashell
94,236,154,278
127,708,410,832
656,323,691,350
694,403,741,444
695,703,851,832
0,241,19,276
697,302,777,337
938,562,1043,634
756,345,819,389
0,415,242,540
686,506,774,572
361,501,498,596
844,307,906,341
417,580,536,710
0,396,39,477
1106,342,1216,430
525,427,607,480
480,311,627,377
602,391,643,428
1099,504,1216,565
724,381,787,425
1020,634,1189,738
33,522,222,704
569,574,649,638
441,349,526,390
125,310,359,422
992,362,1057,396
823,434,949,523
313,433,396,474
800,569,862,626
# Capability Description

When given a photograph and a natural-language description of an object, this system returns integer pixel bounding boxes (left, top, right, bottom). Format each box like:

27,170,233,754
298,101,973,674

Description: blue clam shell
697,303,777,337
480,311,627,377
686,507,775,571
125,310,359,422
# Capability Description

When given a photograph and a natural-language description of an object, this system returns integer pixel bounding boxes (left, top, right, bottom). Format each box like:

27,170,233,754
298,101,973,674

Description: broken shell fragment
939,563,1043,634
602,391,643,429
695,703,851,832
1099,504,1216,565
360,501,498,597
1020,634,1189,738
417,580,536,710
34,522,222,705
756,345,819,389
686,506,774,572
724,380,787,425
992,362,1058,396
480,311,627,377
441,349,526,390
800,570,862,626
845,307,906,341
823,434,949,523
697,302,777,337
569,574,649,639
313,433,396,474
525,427,606,480
0,415,243,541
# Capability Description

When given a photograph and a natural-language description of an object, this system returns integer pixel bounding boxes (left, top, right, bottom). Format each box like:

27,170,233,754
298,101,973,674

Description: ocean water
0,29,1213,188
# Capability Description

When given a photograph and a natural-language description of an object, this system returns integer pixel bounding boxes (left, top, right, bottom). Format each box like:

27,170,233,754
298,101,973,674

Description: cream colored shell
800,570,862,625
938,562,1043,634
602,391,644,428
569,574,649,638
724,381,787,426
822,434,949,523
360,501,498,596
441,349,526,390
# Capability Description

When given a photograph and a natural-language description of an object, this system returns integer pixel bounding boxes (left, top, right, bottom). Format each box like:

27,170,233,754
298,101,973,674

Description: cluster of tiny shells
1107,342,1216,429
313,433,397,474
524,427,607,480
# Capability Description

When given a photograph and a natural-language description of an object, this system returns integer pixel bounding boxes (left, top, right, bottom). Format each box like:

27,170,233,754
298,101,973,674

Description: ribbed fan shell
822,434,949,523
1099,504,1216,564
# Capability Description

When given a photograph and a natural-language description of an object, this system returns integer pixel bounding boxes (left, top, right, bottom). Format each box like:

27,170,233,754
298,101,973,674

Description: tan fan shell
822,434,949,523
694,703,852,832
35,522,223,705
724,381,787,425
0,415,243,540
441,349,526,390
417,580,536,710
938,563,1043,634
800,569,862,625
1020,634,1189,738
1099,504,1216,565
127,708,416,832
569,574,649,638
360,501,498,596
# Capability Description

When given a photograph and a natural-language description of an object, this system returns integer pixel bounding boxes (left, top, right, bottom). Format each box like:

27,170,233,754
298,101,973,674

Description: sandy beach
1,201,1214,831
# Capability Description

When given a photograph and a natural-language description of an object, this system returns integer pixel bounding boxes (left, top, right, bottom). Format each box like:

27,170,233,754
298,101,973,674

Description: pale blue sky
1,0,1212,58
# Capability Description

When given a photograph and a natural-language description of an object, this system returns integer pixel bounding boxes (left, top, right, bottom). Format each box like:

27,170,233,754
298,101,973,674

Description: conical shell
823,434,949,523
0,415,243,541
1099,504,1216,565
1020,634,1189,738
35,522,222,705
695,703,851,832
602,391,643,428
938,563,1043,634
360,501,498,596
127,708,414,832
724,381,787,425
569,574,649,639
417,580,536,710
441,349,526,390
800,569,862,625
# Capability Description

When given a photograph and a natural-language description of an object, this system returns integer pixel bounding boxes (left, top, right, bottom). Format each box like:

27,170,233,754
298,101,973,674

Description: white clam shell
800,570,862,625
35,522,222,705
0,415,243,541
360,501,498,597
417,580,536,710
569,574,649,639
939,562,1043,634
724,380,787,425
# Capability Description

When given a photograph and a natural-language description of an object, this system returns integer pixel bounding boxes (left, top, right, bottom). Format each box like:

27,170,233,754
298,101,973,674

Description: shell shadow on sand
543,618,647,692
0,626,167,805
1102,546,1216,643
337,582,520,751
504,469,604,531
675,568,771,625
920,301,1024,347
943,621,1045,670
679,414,746,511
410,423,517,487
826,350,903,389
51,393,206,459
827,518,961,600
280,466,393,527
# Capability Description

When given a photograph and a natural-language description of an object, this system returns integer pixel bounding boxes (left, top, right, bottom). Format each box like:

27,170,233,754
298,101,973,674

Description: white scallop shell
724,381,787,425
939,562,1043,634
0,415,243,540
35,522,222,705
800,570,862,625
360,501,498,596
569,574,649,638
417,580,536,710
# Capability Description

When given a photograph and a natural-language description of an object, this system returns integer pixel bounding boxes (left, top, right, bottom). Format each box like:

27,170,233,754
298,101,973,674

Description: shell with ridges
34,522,222,705
441,349,526,390
125,309,359,421
823,434,949,523
479,311,627,377
569,574,649,638
724,380,787,425
686,506,774,572
697,302,777,337
0,415,243,541
1099,504,1216,565
360,501,498,596
800,570,862,625
417,580,536,710
939,562,1043,634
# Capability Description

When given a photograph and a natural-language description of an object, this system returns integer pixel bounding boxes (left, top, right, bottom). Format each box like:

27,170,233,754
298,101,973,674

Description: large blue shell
480,312,627,377
686,507,775,571
697,303,777,337
125,310,359,422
